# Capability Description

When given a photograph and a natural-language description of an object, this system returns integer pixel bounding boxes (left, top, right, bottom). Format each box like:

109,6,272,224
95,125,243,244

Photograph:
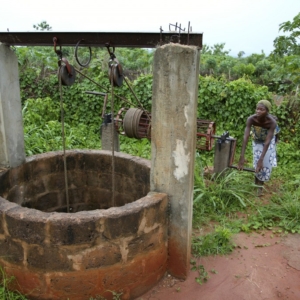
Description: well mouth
0,150,168,300
0,150,150,213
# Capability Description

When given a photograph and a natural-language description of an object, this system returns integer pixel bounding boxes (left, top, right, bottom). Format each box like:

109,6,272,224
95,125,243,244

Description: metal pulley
108,60,123,87
58,62,76,86
53,37,76,86
106,44,123,87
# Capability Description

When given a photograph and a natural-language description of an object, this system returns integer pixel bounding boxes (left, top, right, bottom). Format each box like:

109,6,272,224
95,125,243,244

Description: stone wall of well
0,150,169,300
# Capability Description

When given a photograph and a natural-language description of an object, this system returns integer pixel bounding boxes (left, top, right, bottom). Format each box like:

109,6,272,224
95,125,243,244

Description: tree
33,21,52,31
272,13,300,57
237,51,245,58
211,43,231,56
271,13,300,93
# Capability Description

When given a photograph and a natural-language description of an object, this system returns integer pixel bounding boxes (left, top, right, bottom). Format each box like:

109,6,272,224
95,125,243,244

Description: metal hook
53,37,62,59
105,42,116,60
75,39,92,67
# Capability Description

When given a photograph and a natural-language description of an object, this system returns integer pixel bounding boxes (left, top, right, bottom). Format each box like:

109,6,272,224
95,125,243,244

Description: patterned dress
251,125,280,182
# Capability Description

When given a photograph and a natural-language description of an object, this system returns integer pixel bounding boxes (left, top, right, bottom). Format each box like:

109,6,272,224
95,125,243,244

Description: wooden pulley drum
123,108,151,139
58,64,76,86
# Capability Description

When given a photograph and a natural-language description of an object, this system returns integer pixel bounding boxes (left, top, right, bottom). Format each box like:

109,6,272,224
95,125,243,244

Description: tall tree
33,21,52,31
271,13,300,93
272,13,300,56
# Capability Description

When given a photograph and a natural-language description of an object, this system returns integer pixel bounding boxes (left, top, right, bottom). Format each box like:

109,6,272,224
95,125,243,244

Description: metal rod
0,32,203,48
229,165,255,173
211,135,236,141
85,91,107,96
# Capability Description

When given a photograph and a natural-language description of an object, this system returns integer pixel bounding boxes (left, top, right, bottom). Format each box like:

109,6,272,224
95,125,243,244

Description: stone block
6,207,47,244
144,194,169,226
27,245,73,271
47,270,98,299
127,227,161,259
114,192,133,207
68,170,87,188
9,162,32,185
24,179,46,199
67,187,85,206
98,173,112,190
0,170,9,195
44,173,67,191
86,171,102,187
49,215,97,245
0,236,24,264
102,209,143,239
35,192,60,211
83,152,112,173
6,184,25,205
80,243,122,269
84,187,111,209
30,155,59,178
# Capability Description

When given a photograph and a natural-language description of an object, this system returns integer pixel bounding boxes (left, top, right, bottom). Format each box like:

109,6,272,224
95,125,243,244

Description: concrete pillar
0,44,25,168
101,123,120,151
150,43,200,279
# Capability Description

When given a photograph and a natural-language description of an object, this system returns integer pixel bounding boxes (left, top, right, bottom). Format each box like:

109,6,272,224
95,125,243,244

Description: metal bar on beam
0,32,203,48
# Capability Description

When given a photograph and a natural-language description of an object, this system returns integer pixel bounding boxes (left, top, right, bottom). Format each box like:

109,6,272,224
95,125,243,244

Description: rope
58,66,70,212
110,68,116,207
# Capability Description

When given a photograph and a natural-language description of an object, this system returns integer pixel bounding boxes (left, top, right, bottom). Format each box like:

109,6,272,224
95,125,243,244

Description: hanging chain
58,66,70,212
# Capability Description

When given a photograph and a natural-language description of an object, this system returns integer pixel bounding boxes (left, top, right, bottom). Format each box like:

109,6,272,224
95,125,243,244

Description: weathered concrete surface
150,43,200,279
0,44,25,168
0,150,169,300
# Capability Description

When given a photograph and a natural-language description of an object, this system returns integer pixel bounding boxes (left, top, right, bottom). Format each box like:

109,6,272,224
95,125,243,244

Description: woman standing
238,100,279,194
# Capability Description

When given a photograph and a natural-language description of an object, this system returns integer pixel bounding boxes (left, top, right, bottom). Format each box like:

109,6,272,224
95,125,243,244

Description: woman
238,100,279,194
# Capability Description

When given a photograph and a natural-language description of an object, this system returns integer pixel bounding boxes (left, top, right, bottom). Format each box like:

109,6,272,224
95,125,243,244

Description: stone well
0,150,168,300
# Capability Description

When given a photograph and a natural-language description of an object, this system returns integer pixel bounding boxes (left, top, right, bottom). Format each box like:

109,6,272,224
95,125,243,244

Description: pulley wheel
109,64,123,87
58,64,76,86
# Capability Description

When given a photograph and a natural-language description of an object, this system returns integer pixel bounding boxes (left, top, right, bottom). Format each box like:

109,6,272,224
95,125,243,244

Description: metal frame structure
0,32,203,48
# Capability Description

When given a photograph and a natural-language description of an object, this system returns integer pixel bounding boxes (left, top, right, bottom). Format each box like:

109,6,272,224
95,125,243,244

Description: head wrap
257,100,271,112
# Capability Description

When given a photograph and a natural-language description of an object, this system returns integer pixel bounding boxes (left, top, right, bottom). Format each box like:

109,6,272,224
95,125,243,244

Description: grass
0,267,28,300
192,153,300,259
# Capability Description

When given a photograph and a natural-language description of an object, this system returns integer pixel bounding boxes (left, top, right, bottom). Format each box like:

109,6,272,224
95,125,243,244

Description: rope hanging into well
58,66,70,212
110,71,116,207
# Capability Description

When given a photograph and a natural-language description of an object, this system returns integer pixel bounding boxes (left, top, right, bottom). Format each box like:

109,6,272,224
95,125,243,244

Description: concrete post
101,123,120,152
150,43,200,279
0,44,25,168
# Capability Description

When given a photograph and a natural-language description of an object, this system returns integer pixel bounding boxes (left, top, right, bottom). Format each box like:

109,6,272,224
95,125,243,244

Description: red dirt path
139,231,300,300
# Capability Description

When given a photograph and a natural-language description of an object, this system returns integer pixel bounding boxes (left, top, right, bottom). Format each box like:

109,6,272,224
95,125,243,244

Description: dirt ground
139,175,300,300
139,231,300,300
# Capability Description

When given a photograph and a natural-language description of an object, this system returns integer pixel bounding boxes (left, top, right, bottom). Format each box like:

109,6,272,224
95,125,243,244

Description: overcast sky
1,0,299,56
